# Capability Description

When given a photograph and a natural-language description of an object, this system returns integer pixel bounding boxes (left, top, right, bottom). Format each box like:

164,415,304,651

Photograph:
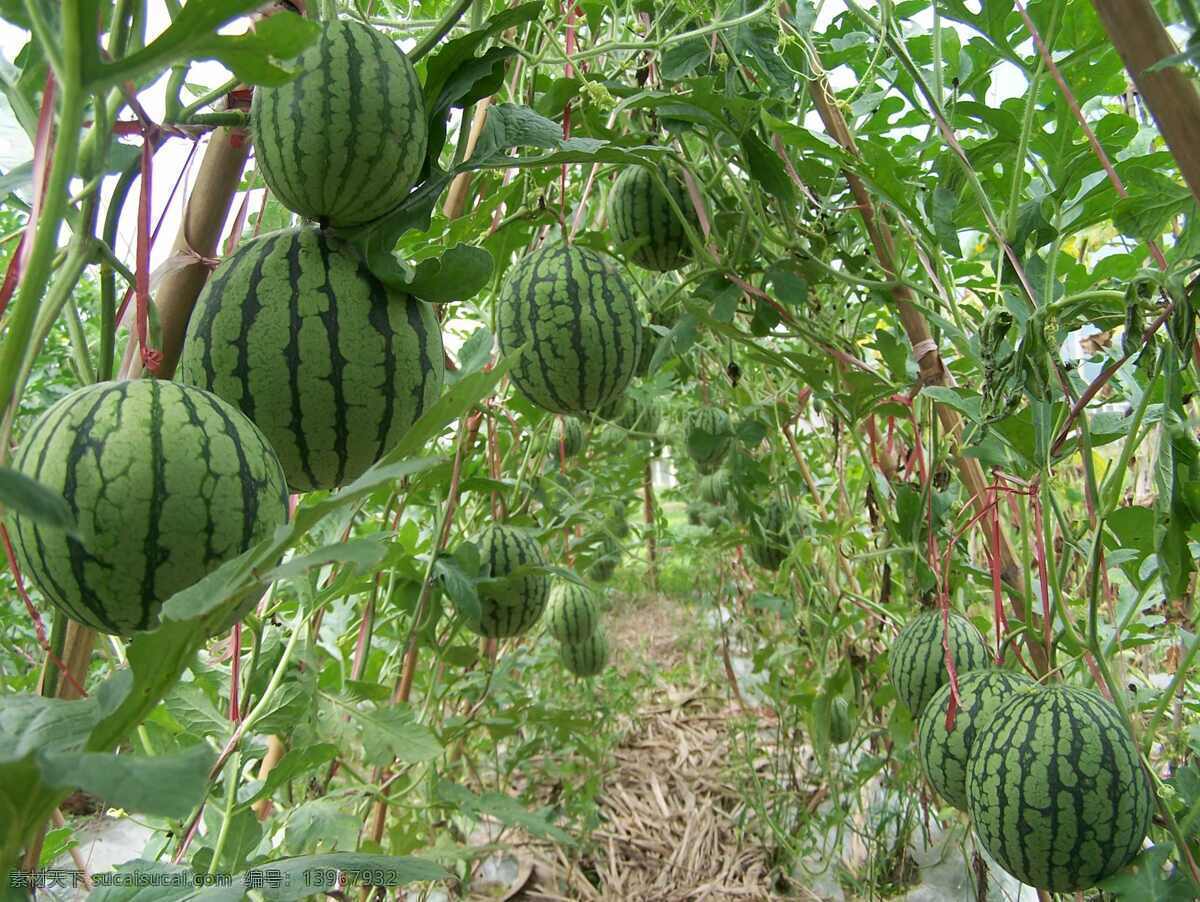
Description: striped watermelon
250,20,427,228
463,525,549,638
7,380,289,636
496,244,642,416
698,472,729,506
617,396,661,435
545,581,599,644
555,417,585,458
683,408,733,473
828,696,853,745
178,227,444,492
606,165,697,272
917,669,1035,810
747,498,798,571
700,503,725,530
888,610,990,716
561,629,609,677
588,535,620,583
966,686,1154,892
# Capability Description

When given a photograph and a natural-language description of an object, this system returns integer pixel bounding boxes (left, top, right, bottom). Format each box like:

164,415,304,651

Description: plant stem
0,2,87,445
409,0,475,63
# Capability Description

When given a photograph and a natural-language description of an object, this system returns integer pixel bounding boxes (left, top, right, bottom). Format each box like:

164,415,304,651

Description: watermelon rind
606,165,698,272
888,609,990,717
464,525,550,638
560,629,609,677
545,581,599,644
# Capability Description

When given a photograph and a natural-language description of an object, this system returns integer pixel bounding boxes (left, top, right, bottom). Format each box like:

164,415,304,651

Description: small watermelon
888,610,990,716
747,498,800,571
966,685,1154,892
684,408,733,473
250,20,428,228
589,535,621,583
7,380,289,635
555,417,585,458
618,396,661,435
698,472,729,506
178,226,444,492
606,165,698,271
561,629,609,677
497,244,642,416
828,696,853,745
464,525,550,638
545,581,599,644
917,669,1036,810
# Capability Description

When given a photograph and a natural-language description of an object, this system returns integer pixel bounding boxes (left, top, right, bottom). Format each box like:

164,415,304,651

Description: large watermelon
545,581,599,644
606,165,698,272
7,380,289,635
888,610,990,716
747,498,800,571
917,669,1036,810
178,227,444,492
561,629,609,677
966,686,1154,892
496,244,642,416
463,525,550,638
684,408,733,473
250,20,427,228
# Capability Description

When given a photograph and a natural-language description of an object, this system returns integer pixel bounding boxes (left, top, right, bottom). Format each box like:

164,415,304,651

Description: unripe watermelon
606,165,698,272
700,503,726,530
561,629,609,677
545,581,599,644
747,498,799,571
465,525,550,638
888,610,990,716
178,227,444,492
497,244,642,416
555,417,585,458
684,408,733,474
828,696,853,745
917,669,1035,810
7,380,289,635
966,686,1154,892
685,502,703,526
618,396,661,435
635,322,658,377
250,20,428,228
698,472,729,506
589,535,621,583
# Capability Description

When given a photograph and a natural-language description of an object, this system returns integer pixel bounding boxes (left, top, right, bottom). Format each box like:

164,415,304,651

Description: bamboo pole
1091,0,1200,207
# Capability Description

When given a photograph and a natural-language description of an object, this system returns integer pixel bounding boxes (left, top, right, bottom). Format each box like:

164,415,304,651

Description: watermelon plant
3,0,1200,896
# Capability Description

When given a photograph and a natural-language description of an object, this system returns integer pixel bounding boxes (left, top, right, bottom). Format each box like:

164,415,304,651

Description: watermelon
497,244,642,416
545,581,599,644
828,696,853,745
618,396,661,435
554,417,585,459
747,498,799,571
589,535,621,583
698,471,729,506
685,502,703,526
917,669,1036,810
700,503,726,530
966,685,1154,892
606,165,698,272
250,20,427,228
609,501,632,539
684,408,733,473
178,226,444,492
635,321,658,377
888,610,990,716
561,629,609,677
7,380,289,636
463,525,549,638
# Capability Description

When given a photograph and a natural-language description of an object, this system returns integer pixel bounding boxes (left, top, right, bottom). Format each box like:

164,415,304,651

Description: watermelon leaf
392,244,494,303
0,465,76,536
1098,845,1197,900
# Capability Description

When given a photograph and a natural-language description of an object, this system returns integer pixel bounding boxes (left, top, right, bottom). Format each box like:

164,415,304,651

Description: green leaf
454,327,494,378
0,465,76,535
434,551,481,624
243,853,448,900
41,743,215,819
341,703,443,766
85,860,243,901
265,535,391,583
386,244,493,303
1098,845,1196,900
241,744,338,810
1113,167,1197,240
740,130,795,205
